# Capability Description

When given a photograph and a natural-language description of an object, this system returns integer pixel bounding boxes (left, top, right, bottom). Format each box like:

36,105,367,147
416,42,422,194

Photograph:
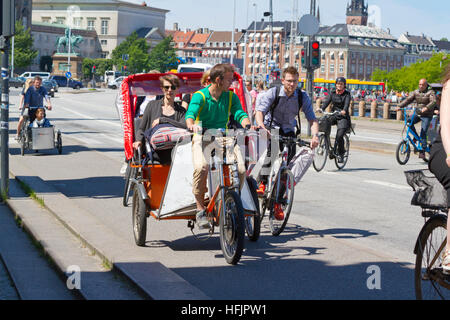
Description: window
101,52,108,58
55,17,65,25
339,64,344,73
42,17,51,23
73,17,82,28
321,63,325,73
101,19,109,35
330,64,335,73
101,40,107,45
87,19,95,31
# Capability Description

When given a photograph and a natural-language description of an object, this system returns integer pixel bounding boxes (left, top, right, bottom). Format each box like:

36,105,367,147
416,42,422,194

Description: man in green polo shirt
186,63,252,228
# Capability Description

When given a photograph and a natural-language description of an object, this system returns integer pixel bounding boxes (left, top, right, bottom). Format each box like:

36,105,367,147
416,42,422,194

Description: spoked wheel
313,134,328,172
396,140,411,165
220,190,245,265
123,162,136,207
244,177,261,242
415,215,450,300
335,134,350,170
56,131,62,155
132,184,148,247
269,169,295,236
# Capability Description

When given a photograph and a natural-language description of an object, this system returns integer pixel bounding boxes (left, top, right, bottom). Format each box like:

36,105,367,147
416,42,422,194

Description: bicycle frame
403,108,430,153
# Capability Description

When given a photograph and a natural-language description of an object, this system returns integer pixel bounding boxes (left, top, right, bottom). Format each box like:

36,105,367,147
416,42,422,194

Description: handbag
144,124,190,150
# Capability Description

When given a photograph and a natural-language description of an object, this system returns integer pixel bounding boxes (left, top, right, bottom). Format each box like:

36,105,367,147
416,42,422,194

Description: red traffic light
301,49,305,56
312,41,320,49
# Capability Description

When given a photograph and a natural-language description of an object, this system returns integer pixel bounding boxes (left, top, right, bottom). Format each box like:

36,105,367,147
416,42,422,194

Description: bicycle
256,134,310,236
313,111,355,172
405,169,450,300
396,107,433,165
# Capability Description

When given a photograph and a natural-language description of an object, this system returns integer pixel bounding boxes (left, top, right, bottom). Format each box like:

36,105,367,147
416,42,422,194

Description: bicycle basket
404,169,448,209
318,117,331,133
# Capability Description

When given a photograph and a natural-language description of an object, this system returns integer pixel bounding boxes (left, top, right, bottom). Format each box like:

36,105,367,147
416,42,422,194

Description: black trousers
329,115,350,157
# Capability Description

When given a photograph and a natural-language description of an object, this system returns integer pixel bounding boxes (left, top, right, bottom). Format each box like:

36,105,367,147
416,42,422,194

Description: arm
424,90,436,112
254,88,275,129
230,93,249,127
397,91,415,109
342,92,351,114
321,93,332,111
301,92,319,148
440,81,450,167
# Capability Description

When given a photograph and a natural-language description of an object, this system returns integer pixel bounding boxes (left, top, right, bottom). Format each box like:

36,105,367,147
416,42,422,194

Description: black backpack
268,86,303,136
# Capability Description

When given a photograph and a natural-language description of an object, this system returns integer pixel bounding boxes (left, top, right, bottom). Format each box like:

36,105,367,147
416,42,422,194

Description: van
20,71,51,80
177,63,212,73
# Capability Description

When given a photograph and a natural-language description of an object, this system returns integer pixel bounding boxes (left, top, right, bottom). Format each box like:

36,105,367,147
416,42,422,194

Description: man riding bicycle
185,63,252,229
318,77,352,164
18,76,52,137
255,66,319,194
396,78,436,159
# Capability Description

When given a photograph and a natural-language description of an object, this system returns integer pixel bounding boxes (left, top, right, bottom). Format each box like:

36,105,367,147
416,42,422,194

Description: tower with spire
346,0,368,26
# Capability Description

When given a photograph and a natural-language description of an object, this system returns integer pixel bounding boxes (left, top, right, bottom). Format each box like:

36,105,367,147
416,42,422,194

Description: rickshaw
118,71,260,265
17,107,62,156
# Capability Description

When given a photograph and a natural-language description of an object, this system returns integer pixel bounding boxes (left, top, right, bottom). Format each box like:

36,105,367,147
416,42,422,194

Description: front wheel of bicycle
313,134,328,172
220,190,245,265
396,140,411,165
244,177,261,242
335,134,350,170
415,215,450,300
269,168,295,236
123,162,136,207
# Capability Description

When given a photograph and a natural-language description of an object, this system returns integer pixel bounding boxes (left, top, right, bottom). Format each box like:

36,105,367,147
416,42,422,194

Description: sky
125,0,449,40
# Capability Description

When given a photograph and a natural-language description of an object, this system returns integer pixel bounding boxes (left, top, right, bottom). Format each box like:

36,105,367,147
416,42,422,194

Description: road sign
122,54,129,61
298,14,320,36
65,71,72,78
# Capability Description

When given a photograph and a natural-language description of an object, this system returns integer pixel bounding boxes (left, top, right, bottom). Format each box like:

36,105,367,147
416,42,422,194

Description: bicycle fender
137,183,149,200
413,214,447,255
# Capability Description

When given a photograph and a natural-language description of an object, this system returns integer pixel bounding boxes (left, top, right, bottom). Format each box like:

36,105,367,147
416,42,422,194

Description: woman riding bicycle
319,77,351,163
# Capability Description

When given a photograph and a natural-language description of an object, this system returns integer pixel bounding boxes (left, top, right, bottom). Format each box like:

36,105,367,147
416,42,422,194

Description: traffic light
310,41,321,69
92,65,96,74
1,0,15,38
301,48,306,67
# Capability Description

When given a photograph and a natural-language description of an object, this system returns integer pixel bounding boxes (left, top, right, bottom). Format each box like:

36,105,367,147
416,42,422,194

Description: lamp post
230,0,236,65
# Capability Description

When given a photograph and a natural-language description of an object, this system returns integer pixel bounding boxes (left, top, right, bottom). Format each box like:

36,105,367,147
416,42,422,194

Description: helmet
336,77,346,85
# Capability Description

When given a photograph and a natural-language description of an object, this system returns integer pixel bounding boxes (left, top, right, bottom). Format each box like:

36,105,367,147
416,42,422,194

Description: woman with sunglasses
133,74,187,163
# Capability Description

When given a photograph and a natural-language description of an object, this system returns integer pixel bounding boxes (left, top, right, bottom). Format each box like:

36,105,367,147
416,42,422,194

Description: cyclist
428,65,450,273
185,63,252,228
255,66,319,204
396,78,436,159
20,76,52,132
318,77,352,163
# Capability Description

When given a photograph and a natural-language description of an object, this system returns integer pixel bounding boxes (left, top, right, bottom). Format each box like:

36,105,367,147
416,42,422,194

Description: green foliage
81,58,113,79
148,36,178,73
371,53,449,92
10,21,38,69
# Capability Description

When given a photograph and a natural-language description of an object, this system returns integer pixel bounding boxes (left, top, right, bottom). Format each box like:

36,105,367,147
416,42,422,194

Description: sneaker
337,155,344,163
196,210,210,229
257,182,266,195
273,203,285,221
418,152,425,160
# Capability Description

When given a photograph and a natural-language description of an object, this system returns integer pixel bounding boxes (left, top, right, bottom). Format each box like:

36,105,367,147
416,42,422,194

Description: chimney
173,23,179,31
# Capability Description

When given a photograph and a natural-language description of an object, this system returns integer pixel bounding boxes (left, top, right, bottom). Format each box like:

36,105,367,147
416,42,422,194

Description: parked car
49,75,83,89
19,71,51,80
41,80,56,97
48,79,59,92
108,76,125,89
9,76,26,88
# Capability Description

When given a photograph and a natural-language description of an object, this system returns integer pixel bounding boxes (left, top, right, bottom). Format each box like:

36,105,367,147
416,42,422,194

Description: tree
10,21,38,70
81,58,113,79
111,32,150,74
148,36,178,73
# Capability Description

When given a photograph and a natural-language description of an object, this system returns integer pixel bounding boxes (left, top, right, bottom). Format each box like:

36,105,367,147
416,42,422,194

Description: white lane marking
364,179,410,190
352,134,398,145
56,104,122,129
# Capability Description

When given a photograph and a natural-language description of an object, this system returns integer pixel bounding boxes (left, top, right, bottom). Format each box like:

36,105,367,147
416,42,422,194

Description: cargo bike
118,72,260,265
17,106,62,156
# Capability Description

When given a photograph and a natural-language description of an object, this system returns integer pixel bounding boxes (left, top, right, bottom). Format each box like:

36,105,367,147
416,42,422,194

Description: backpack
268,86,303,136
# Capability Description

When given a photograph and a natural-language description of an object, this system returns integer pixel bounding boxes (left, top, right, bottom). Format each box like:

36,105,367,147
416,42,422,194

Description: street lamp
230,0,236,65
252,3,257,87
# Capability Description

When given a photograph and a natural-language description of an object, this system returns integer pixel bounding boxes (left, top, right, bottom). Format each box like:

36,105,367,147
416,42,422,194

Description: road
5,87,437,299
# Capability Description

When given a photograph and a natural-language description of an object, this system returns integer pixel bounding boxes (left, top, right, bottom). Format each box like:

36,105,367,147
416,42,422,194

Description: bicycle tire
396,140,411,165
415,214,450,300
122,162,135,207
220,190,245,265
335,134,350,170
245,177,261,242
313,134,328,172
269,168,295,236
132,184,148,247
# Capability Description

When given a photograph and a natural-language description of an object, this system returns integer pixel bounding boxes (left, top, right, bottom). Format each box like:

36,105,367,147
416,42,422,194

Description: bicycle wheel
56,131,62,155
396,140,411,165
313,134,328,172
220,190,245,265
269,168,295,236
335,134,350,170
122,162,136,207
415,215,450,300
245,177,261,242
132,184,148,247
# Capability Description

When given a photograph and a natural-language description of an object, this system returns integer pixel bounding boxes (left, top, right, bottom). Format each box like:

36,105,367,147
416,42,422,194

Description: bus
105,70,122,84
177,63,213,73
300,78,385,93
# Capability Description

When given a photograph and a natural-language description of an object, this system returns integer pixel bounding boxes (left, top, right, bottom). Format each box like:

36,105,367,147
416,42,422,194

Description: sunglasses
162,85,177,91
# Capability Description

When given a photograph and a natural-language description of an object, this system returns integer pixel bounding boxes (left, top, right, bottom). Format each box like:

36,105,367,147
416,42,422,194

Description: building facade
398,32,437,66
32,0,168,58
